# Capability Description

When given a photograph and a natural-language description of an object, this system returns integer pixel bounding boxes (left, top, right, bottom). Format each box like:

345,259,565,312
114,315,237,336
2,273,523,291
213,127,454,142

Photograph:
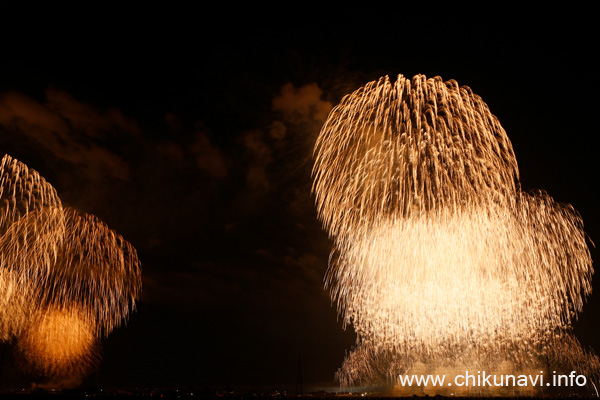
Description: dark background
0,5,597,393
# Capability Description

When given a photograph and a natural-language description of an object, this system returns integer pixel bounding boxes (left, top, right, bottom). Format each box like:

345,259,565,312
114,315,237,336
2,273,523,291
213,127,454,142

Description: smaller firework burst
0,154,141,381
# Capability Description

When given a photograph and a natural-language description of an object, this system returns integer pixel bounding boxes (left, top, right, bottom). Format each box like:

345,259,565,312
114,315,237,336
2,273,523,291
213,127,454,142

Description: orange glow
17,306,98,376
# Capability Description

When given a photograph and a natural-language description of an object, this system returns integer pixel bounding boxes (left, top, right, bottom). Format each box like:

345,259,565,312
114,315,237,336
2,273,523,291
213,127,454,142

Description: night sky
0,6,598,393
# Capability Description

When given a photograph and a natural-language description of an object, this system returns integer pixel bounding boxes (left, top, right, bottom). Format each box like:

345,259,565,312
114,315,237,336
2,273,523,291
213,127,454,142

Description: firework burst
0,154,141,379
313,75,595,394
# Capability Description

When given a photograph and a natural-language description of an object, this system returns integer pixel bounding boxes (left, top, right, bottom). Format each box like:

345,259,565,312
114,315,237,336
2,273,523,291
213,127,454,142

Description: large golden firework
313,75,595,394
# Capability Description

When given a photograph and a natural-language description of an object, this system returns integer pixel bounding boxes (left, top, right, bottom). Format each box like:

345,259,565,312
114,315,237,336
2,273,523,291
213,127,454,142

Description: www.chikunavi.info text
398,371,588,388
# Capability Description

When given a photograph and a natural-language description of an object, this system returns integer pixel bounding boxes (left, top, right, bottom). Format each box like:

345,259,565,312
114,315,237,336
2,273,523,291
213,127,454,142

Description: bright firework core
313,75,597,395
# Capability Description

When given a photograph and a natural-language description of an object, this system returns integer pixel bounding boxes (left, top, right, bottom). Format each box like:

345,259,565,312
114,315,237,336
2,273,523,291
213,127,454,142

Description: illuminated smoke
0,154,141,379
313,75,596,394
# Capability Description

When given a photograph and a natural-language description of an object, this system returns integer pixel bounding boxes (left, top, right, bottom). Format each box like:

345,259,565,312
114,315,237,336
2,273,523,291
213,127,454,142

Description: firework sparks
0,154,141,379
313,75,595,394
37,206,142,336
0,268,31,341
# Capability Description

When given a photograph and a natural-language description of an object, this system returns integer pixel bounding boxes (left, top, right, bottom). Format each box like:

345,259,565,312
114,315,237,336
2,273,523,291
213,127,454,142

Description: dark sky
0,5,598,393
